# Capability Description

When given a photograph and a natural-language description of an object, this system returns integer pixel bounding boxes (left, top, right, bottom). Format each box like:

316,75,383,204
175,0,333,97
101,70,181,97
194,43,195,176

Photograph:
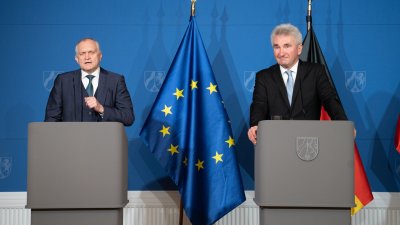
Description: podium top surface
29,121,125,128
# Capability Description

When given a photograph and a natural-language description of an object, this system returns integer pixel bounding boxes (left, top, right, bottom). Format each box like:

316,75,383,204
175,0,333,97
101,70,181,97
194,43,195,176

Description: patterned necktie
86,75,95,96
286,70,294,105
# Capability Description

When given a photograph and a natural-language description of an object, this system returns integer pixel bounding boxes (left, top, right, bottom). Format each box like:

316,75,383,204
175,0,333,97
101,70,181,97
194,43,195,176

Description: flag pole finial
191,0,196,16
307,0,312,31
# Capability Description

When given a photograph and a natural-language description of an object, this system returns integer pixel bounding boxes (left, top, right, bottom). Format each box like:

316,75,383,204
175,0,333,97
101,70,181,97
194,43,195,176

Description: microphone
271,115,283,120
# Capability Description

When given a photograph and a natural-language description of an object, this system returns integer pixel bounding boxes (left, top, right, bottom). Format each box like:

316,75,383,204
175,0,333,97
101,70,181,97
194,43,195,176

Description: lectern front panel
27,122,128,209
255,120,354,208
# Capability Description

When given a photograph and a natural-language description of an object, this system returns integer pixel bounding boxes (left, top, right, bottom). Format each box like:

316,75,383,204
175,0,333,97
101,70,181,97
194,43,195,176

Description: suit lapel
73,71,84,121
292,61,306,107
95,68,108,105
271,65,291,107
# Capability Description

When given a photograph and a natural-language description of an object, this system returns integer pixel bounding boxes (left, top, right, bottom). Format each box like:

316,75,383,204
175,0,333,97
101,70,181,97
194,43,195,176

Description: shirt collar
279,60,299,75
81,67,100,79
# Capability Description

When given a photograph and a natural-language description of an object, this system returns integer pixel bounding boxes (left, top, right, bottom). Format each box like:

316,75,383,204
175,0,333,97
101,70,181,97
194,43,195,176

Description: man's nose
277,49,285,57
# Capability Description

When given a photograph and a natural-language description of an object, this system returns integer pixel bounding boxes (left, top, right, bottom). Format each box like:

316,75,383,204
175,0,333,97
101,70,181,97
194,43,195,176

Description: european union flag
140,16,245,225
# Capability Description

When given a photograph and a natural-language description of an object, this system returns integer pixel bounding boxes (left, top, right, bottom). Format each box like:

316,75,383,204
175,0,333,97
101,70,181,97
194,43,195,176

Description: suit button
89,112,92,115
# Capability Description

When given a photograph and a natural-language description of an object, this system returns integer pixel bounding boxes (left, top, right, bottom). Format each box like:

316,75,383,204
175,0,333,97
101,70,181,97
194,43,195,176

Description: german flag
300,25,373,214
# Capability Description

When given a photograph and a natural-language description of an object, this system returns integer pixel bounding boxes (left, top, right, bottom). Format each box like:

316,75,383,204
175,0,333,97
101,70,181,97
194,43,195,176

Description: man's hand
84,97,104,114
248,125,258,145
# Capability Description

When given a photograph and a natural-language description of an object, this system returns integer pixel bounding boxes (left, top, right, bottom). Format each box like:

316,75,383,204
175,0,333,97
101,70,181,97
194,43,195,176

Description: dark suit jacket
250,61,347,126
45,68,134,126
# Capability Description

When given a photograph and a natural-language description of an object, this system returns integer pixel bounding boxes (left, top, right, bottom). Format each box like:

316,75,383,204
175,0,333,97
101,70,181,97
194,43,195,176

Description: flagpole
307,0,312,31
191,0,196,16
178,3,197,224
179,198,184,225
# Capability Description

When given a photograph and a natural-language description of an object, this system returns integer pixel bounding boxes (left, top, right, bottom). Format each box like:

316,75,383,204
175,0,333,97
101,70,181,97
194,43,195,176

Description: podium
254,120,354,225
26,122,128,225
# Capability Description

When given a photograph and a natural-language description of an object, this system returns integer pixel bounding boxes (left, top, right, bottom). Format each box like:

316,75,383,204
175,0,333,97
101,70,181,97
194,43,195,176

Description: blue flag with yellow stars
140,16,245,225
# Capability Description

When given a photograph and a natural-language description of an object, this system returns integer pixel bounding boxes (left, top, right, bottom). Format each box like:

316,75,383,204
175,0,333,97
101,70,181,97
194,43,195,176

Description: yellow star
183,157,188,166
206,82,218,94
212,152,223,164
168,144,179,155
195,159,204,171
173,88,184,100
161,105,172,117
191,80,198,90
225,136,235,148
159,125,170,137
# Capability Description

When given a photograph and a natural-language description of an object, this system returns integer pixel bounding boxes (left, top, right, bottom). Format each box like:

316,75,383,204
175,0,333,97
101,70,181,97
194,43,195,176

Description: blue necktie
86,75,95,96
286,70,294,105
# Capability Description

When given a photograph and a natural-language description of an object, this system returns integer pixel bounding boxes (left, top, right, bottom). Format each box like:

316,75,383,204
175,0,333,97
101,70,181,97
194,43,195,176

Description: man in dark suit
45,38,134,126
248,23,347,144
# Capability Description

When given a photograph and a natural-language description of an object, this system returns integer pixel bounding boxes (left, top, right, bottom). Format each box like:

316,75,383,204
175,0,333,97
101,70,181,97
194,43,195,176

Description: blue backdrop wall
1,0,400,192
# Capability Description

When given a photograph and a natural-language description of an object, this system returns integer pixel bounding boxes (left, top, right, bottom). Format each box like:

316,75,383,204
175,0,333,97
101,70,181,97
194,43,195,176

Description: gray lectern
26,122,128,225
254,120,354,225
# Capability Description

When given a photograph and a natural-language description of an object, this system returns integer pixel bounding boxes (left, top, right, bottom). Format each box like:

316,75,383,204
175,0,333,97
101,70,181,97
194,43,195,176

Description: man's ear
297,44,303,55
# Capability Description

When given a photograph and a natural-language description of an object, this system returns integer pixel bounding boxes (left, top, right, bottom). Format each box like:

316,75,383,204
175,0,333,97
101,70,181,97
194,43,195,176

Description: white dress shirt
81,67,100,95
280,61,299,86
